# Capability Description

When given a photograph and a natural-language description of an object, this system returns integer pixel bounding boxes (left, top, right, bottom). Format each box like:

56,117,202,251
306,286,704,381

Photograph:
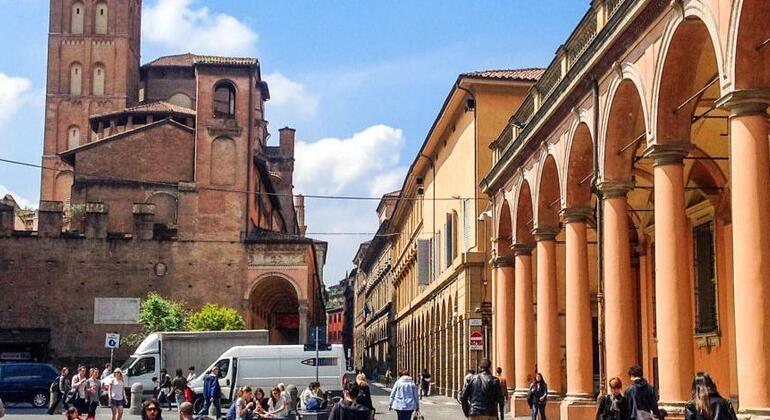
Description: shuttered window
445,214,454,268
463,199,474,251
693,221,718,333
417,239,431,285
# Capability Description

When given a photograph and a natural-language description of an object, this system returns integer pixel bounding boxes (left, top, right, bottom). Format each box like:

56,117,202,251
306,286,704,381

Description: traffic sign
469,331,483,351
105,333,121,349
304,343,332,352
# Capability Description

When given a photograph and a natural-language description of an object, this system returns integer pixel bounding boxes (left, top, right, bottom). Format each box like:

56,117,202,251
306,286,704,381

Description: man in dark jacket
197,366,222,419
461,359,504,420
329,382,371,420
624,365,660,420
47,366,70,415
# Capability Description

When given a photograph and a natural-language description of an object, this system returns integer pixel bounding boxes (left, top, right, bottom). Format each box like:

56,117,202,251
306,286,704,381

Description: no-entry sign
469,331,483,351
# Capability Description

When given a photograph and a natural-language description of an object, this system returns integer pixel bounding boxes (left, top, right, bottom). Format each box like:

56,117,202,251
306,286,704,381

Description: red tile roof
91,101,195,119
143,53,258,67
461,68,545,82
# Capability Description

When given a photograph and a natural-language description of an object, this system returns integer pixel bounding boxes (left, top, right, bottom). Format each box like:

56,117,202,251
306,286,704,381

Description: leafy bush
187,303,246,331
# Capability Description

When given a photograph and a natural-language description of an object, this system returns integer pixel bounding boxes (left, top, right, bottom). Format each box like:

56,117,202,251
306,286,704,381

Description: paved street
4,383,466,419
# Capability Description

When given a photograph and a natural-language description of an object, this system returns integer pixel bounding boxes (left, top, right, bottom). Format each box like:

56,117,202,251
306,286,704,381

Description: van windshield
120,357,136,371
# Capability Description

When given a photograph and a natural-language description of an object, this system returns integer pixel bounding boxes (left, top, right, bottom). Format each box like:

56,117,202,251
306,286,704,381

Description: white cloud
0,184,36,209
264,72,320,121
0,73,32,127
294,125,408,284
143,0,258,56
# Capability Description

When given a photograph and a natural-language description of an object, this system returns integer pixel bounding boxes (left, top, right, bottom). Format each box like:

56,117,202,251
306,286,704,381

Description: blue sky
0,0,589,284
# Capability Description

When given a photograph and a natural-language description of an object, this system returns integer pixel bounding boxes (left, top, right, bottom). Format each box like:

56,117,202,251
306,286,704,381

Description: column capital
532,226,560,241
716,89,770,117
644,142,693,167
596,180,633,198
560,207,593,224
511,243,533,256
492,255,515,268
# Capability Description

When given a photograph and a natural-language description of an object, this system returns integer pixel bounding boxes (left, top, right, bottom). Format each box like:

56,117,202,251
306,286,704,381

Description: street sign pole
110,348,114,370
315,326,320,384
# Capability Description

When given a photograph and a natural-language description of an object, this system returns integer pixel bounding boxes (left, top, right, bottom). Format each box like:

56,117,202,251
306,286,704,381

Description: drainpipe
592,77,606,396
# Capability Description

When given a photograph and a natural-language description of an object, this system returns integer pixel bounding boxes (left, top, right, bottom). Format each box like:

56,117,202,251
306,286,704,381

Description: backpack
306,397,321,411
50,376,61,394
226,400,238,420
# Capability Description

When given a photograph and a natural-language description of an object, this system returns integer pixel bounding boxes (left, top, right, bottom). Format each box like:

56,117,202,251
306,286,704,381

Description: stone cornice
560,207,594,223
716,89,770,118
596,180,633,198
643,142,693,167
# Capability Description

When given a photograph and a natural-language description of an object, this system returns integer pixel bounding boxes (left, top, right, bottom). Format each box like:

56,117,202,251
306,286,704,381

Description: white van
188,344,348,405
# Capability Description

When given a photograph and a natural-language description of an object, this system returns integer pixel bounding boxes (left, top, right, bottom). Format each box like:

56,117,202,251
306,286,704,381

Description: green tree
187,303,246,331
124,292,188,347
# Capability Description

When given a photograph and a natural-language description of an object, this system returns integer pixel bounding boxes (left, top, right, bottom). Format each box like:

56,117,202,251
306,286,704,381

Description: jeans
47,392,63,415
198,397,222,419
396,410,414,420
175,391,185,408
531,403,546,420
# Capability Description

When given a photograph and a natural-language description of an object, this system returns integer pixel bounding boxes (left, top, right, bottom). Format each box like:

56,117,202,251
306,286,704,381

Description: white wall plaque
94,298,140,325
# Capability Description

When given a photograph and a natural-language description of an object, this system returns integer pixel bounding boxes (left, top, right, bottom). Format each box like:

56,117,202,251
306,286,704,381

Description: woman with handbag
389,369,420,420
528,373,548,420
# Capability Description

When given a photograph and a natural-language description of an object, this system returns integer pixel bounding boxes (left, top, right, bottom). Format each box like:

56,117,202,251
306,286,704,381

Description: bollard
130,383,143,415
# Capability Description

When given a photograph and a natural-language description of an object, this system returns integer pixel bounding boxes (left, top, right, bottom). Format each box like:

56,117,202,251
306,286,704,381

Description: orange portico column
534,227,562,395
718,91,770,416
598,181,637,383
560,208,595,419
512,243,536,416
494,255,516,394
646,143,695,413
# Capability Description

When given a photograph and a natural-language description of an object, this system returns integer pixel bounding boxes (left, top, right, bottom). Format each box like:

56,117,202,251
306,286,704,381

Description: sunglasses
146,407,159,412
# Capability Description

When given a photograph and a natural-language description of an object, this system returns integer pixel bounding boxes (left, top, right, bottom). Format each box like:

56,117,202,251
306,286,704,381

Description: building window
71,2,84,34
213,82,236,117
95,2,108,34
693,221,718,333
70,63,83,95
93,64,105,96
67,126,81,149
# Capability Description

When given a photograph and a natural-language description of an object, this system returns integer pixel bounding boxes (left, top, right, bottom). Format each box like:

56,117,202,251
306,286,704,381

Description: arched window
92,64,106,96
67,126,81,149
168,93,193,109
71,2,84,34
70,63,82,95
213,82,236,117
211,137,236,185
95,2,108,34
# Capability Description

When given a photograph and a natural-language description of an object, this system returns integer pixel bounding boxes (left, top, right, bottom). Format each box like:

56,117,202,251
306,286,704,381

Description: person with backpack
596,377,628,420
684,372,737,420
624,365,660,420
157,369,173,410
48,366,70,415
461,359,504,420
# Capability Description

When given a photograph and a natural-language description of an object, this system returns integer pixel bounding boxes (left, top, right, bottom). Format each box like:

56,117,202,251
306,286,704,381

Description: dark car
0,362,58,408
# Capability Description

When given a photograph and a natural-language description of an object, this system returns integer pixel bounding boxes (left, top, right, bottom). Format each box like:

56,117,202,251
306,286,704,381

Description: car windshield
120,357,137,371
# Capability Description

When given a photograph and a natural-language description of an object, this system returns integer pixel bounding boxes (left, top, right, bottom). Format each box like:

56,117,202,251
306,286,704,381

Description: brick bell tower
40,0,142,204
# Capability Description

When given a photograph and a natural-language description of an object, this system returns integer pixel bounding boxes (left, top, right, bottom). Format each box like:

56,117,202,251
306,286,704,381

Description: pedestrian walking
186,367,196,382
355,373,375,416
624,365,660,420
48,366,70,415
197,366,222,418
496,367,510,420
329,382,371,420
142,399,164,420
85,368,102,420
178,402,194,420
106,368,127,420
420,369,432,398
460,358,504,420
101,363,112,380
170,369,187,410
388,369,420,420
684,372,737,420
157,368,173,410
596,377,628,420
527,373,548,420
70,366,88,414
265,386,288,418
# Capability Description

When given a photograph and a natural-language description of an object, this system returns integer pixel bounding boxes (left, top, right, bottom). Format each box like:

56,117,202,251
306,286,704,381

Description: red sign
469,331,484,351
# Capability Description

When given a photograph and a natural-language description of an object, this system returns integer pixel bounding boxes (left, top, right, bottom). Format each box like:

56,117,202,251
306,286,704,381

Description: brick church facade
0,0,326,364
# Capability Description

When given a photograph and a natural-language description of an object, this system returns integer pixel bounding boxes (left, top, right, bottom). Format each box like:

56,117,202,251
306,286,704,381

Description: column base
658,400,687,420
545,395,563,420
560,394,596,420
738,408,770,420
513,389,531,418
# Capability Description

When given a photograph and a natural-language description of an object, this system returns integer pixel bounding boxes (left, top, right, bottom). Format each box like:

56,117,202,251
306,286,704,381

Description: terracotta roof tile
92,101,195,119
143,53,258,67
461,68,545,81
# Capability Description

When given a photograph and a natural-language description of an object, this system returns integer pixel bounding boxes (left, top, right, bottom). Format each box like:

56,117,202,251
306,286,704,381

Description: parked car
0,362,58,408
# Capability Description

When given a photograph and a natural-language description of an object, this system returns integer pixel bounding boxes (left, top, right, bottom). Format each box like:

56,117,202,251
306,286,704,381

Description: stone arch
564,122,594,208
513,179,535,245
535,154,561,229
244,272,303,344
146,192,177,226
653,11,724,143
94,1,108,35
71,1,84,34
496,197,513,256
603,79,647,181
92,63,106,96
70,62,83,96
728,0,770,89
168,92,193,109
211,136,236,186
67,125,81,150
